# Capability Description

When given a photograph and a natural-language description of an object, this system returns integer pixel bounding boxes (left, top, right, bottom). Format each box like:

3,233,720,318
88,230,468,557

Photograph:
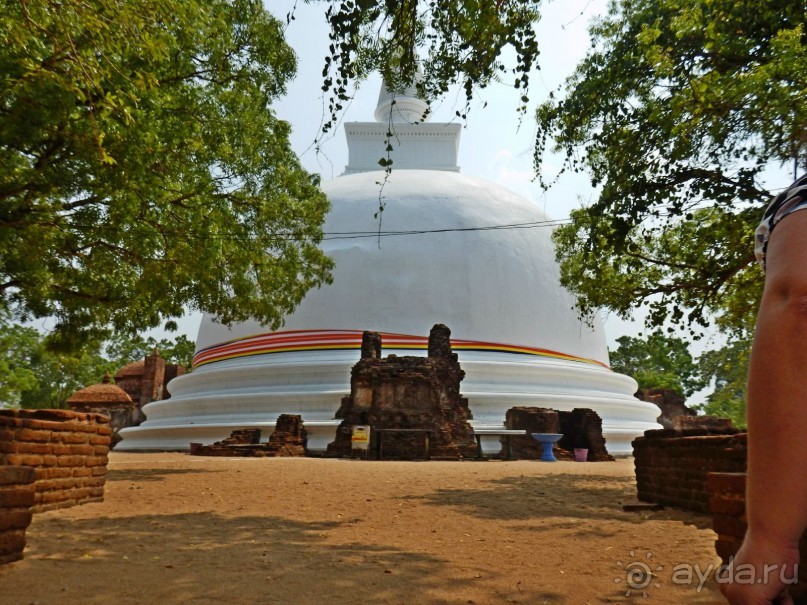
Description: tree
302,0,541,138
17,341,113,410
695,338,751,428
0,319,40,407
104,332,195,369
0,316,112,408
1,0,332,348
0,316,195,408
609,331,705,397
535,0,807,337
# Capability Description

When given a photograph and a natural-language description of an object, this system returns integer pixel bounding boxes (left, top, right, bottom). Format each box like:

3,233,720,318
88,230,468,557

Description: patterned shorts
755,174,807,268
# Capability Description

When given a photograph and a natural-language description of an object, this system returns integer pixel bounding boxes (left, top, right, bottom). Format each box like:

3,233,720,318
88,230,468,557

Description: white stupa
119,83,661,454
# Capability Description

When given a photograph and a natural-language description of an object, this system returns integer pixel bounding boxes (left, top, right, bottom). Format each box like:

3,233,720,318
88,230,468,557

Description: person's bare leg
721,210,807,604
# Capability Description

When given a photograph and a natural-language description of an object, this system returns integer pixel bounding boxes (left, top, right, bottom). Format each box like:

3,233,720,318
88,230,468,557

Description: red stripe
192,329,607,369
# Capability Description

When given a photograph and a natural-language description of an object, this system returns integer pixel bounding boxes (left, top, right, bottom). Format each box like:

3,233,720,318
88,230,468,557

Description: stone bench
472,429,528,460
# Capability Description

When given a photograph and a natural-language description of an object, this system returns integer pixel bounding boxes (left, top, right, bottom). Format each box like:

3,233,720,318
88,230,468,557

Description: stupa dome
67,374,133,407
118,83,660,454
196,170,609,361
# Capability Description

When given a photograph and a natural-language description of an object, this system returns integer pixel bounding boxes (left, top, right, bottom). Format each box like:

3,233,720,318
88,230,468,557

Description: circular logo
615,551,663,599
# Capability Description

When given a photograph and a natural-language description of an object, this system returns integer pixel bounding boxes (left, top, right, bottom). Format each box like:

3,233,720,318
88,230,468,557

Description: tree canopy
535,0,807,337
694,337,750,428
1,0,332,348
609,330,705,397
309,0,806,339
0,317,194,409
301,0,541,137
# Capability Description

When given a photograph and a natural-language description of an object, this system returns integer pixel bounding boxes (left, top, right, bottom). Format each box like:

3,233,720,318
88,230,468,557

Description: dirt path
1,454,726,605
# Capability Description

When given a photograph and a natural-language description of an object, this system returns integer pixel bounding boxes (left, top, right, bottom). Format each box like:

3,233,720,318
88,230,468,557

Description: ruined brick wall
328,326,477,460
0,410,111,513
637,388,697,429
633,429,746,514
191,416,307,457
67,403,140,449
707,472,807,603
707,473,748,562
0,466,35,564
505,407,559,459
557,408,614,462
504,407,613,461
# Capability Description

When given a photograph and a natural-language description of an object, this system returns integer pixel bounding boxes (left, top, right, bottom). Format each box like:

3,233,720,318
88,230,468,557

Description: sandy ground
1,453,727,605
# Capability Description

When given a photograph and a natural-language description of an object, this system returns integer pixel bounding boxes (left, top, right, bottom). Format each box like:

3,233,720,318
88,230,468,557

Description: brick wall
0,409,111,513
0,466,35,564
708,472,807,604
707,472,748,561
632,429,747,514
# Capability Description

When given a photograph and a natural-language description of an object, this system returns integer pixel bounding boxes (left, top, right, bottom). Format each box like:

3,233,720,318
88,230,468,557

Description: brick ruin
708,472,807,603
66,373,140,448
633,417,745,514
0,409,111,512
629,417,807,600
0,409,111,565
636,387,698,429
0,466,35,565
114,349,185,405
65,349,187,447
190,414,307,457
327,324,478,460
504,406,613,461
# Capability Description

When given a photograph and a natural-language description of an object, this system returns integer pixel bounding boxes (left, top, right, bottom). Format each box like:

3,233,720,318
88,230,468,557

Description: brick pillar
140,349,166,405
707,472,747,561
161,364,186,400
428,324,453,359
0,466,35,565
361,332,382,359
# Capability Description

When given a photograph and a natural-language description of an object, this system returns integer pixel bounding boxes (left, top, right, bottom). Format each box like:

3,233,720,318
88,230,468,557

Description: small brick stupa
66,373,138,447
327,324,477,460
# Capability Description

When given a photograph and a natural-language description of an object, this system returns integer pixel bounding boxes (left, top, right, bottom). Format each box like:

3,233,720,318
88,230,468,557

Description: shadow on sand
10,511,562,605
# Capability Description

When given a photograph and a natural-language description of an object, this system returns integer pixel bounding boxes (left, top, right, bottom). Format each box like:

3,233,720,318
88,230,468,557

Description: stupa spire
374,73,431,124
342,71,460,174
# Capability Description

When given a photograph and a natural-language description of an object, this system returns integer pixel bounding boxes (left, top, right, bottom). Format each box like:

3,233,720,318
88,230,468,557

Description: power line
321,219,571,240
48,217,573,243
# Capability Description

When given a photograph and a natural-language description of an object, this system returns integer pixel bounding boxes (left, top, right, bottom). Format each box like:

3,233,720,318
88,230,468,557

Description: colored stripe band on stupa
192,329,608,370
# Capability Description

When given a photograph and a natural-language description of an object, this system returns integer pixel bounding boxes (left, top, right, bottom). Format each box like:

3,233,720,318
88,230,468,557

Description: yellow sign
351,425,371,450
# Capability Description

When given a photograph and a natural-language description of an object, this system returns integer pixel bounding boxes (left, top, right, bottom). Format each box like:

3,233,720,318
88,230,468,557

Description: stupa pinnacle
373,77,431,123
